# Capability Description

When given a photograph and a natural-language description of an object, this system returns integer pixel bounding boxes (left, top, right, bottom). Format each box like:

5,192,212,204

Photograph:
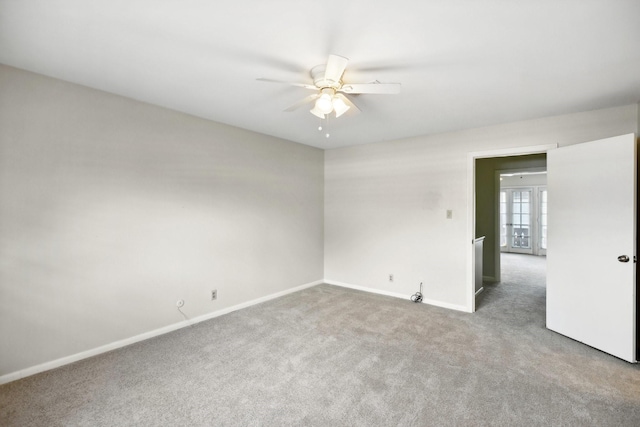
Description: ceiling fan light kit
259,54,401,125
315,88,335,113
331,95,350,117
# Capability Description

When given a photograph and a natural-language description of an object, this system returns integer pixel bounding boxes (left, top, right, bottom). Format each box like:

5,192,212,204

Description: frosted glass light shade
332,97,350,117
310,105,326,119
315,93,333,114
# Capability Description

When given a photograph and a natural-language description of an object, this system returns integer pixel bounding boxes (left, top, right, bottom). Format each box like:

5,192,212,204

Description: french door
500,188,534,254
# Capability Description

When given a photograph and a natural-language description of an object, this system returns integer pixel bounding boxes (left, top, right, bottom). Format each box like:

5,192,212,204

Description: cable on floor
410,282,423,303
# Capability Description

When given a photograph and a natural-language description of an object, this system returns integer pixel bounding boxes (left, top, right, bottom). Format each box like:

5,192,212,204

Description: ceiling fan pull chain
324,116,330,138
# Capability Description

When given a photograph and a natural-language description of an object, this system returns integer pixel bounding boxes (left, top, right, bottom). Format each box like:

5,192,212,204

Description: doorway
467,144,554,313
475,154,547,286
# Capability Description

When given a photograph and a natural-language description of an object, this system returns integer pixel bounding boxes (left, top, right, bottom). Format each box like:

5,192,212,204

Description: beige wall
1,62,638,379
0,65,324,376
325,104,638,310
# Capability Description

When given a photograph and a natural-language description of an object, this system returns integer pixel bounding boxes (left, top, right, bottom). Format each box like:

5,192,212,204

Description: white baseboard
324,280,468,312
0,279,323,385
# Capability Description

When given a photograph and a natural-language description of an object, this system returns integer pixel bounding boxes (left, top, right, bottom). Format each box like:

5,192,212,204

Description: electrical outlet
389,274,394,282
176,299,184,308
211,289,217,301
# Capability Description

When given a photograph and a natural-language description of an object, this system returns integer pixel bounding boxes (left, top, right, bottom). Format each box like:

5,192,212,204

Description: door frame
466,144,557,313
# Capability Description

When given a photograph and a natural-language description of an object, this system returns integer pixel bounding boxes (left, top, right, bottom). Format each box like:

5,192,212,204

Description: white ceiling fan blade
256,78,316,90
324,54,349,83
284,94,319,112
340,82,401,94
335,93,361,114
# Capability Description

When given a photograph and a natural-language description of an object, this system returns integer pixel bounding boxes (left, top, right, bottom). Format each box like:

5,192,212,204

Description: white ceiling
1,0,639,149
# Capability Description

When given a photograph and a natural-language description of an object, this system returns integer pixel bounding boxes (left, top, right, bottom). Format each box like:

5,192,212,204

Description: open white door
547,133,637,362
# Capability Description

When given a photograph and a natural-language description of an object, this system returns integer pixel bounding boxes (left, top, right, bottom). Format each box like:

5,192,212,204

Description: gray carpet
2,254,640,426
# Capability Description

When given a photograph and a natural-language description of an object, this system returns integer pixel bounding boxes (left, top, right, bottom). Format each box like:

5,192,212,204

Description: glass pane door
511,189,531,250
500,188,534,254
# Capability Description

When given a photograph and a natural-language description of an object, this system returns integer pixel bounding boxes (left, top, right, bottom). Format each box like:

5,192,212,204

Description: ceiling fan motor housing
311,64,342,90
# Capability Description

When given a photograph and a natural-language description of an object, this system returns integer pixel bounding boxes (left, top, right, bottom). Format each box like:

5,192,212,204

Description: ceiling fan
258,54,401,119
